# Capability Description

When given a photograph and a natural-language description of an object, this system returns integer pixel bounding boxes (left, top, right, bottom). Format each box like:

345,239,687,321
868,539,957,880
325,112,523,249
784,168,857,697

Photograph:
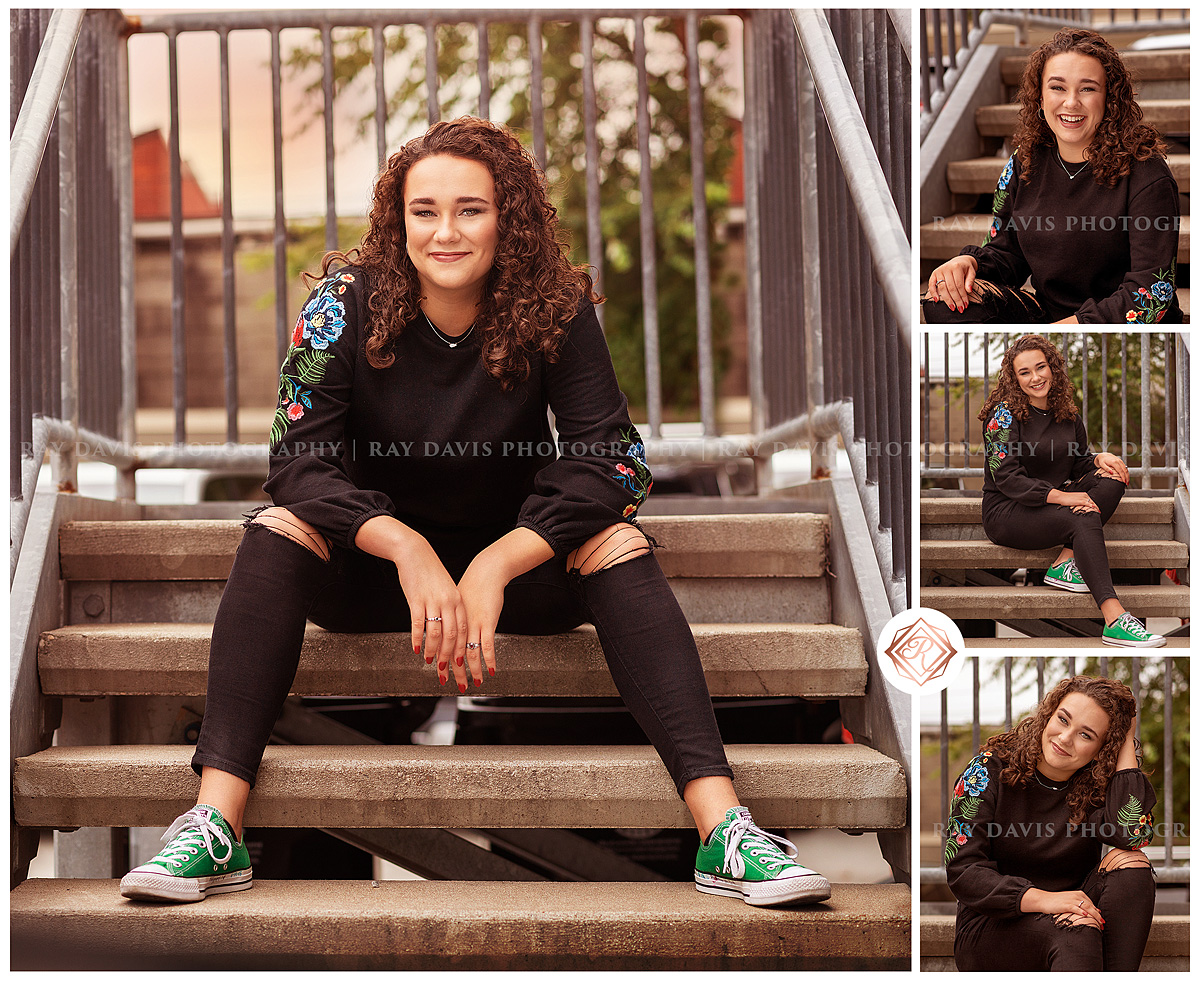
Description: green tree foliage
280,17,736,417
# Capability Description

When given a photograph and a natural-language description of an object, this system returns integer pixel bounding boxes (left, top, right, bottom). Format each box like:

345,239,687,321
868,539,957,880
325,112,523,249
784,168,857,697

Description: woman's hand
1021,887,1106,928
925,255,979,313
392,534,467,686
456,558,507,691
1052,316,1080,325
1048,489,1099,514
1094,453,1130,484
1117,720,1140,771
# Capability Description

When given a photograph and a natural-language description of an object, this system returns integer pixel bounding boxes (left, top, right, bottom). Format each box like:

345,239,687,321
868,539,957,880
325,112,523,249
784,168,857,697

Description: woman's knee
248,506,331,561
567,523,652,576
1100,848,1152,873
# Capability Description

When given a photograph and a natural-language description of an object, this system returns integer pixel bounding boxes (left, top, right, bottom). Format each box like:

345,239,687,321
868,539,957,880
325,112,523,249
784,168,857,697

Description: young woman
945,675,1157,971
924,28,1181,324
979,334,1165,647
118,117,830,908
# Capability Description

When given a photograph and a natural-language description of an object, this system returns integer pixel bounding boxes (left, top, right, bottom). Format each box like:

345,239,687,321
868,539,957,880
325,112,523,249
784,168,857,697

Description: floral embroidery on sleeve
982,156,1015,245
1126,260,1175,324
612,426,653,517
945,751,992,865
1117,794,1155,849
984,404,1013,476
270,272,355,448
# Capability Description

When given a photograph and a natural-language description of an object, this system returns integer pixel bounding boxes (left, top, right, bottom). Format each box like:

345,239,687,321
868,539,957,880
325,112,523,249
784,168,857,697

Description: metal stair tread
1001,49,1190,86
920,912,1187,958
966,637,1191,648
921,496,1176,524
920,213,1190,261
10,879,912,970
39,621,867,698
976,98,1189,136
921,583,1188,619
58,514,832,580
12,743,908,831
948,153,1190,194
920,538,1188,568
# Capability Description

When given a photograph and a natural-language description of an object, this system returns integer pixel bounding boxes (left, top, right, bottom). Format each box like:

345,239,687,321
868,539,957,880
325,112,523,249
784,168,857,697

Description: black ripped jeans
954,862,1157,971
983,470,1127,611
192,519,734,799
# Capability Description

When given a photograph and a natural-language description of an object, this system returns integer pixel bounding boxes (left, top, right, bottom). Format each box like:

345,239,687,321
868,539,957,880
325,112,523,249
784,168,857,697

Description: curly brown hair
978,334,1079,424
1013,28,1167,189
982,676,1139,827
308,116,600,388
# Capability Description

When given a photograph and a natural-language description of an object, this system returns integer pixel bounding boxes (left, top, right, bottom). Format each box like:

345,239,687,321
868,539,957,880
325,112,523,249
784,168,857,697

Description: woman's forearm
472,527,555,583
354,514,426,564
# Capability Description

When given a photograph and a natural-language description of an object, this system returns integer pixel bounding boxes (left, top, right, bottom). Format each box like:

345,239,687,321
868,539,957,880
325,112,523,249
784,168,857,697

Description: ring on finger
426,616,442,622
466,641,481,650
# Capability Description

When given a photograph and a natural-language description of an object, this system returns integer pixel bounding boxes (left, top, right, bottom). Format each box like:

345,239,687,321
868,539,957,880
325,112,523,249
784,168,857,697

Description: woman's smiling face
1039,692,1111,781
1041,52,1106,162
1012,349,1055,409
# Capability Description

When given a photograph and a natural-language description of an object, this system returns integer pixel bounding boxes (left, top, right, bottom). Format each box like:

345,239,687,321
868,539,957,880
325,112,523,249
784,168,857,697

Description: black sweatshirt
960,146,1181,324
981,401,1095,521
946,750,1156,931
263,267,652,558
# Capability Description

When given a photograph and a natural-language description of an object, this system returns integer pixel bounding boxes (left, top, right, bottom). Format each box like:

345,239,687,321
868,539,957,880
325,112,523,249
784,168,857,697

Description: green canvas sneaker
1044,559,1089,593
120,804,252,902
1102,612,1166,648
694,806,831,906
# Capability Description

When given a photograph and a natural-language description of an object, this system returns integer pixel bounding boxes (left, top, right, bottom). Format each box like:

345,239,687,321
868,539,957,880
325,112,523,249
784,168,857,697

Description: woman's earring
1038,107,1046,120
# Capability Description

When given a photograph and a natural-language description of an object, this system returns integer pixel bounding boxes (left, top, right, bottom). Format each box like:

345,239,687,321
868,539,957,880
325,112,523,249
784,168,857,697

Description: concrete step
921,495,1175,525
920,213,1190,262
920,913,1188,970
976,98,1189,137
921,538,1188,569
922,583,1189,620
1001,49,1190,86
966,636,1190,648
58,514,830,581
947,153,1190,195
12,743,908,832
38,621,866,698
10,879,911,970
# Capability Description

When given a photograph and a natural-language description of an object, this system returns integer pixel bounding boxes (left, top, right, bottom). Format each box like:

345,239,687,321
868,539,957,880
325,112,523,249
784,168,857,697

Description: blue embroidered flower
1151,280,1174,303
994,404,1013,428
998,155,1014,191
988,216,1001,239
627,440,647,468
961,758,990,797
300,293,346,350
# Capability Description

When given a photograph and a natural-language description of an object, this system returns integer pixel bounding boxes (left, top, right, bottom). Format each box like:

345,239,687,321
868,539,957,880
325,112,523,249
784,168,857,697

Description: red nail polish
455,656,463,667
458,682,467,693
439,676,446,685
474,678,482,687
488,666,495,677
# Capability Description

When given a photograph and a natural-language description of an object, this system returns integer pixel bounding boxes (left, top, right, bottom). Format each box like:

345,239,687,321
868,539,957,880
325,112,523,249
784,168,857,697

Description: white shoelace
156,806,235,867
1115,613,1152,639
721,812,799,878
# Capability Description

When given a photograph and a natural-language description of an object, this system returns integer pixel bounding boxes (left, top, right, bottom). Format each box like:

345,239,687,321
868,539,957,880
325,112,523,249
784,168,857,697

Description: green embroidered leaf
1116,794,1144,827
960,796,981,821
269,406,290,448
292,348,335,385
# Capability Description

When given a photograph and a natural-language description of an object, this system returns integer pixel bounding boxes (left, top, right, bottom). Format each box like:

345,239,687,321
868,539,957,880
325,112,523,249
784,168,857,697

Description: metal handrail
9,8,85,257
793,8,910,346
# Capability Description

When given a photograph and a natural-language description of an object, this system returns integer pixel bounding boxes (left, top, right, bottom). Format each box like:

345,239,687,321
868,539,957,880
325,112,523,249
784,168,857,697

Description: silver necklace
1033,769,1068,791
423,310,474,348
1056,151,1089,181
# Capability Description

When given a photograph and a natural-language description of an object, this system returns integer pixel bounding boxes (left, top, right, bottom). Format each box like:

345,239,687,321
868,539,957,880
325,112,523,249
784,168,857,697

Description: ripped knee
567,523,652,576
1100,848,1152,872
248,506,331,561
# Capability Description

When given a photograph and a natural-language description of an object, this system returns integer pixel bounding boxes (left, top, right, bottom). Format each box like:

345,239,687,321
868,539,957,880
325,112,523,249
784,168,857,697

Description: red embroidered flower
291,316,304,347
616,463,630,475
286,403,305,422
622,504,636,517
954,778,965,798
956,834,967,845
